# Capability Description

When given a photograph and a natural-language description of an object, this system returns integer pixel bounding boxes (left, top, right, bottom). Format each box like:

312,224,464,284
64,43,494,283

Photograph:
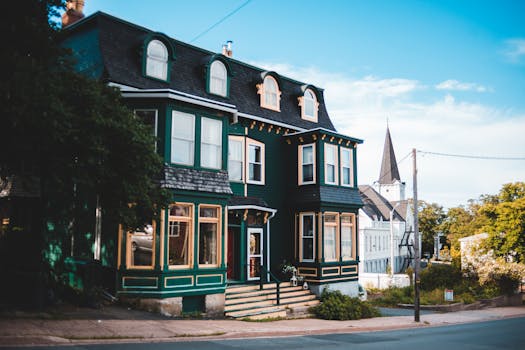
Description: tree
418,201,445,257
481,183,525,263
0,0,168,230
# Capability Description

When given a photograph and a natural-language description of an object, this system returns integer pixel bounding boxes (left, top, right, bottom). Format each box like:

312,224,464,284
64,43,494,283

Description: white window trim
299,212,316,262
324,143,339,185
145,39,168,81
209,60,228,97
340,146,354,187
228,135,245,182
167,203,194,269
200,117,223,170
171,110,195,166
246,138,265,185
298,143,316,185
299,89,319,122
247,227,263,281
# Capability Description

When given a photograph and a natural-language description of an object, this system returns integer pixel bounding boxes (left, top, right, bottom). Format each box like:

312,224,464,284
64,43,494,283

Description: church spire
378,126,400,184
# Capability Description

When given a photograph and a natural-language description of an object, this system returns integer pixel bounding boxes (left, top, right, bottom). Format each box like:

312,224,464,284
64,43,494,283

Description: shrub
420,263,462,291
311,289,380,320
369,286,413,307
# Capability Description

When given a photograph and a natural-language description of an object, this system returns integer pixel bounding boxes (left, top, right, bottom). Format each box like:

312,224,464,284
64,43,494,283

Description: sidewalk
1,305,524,347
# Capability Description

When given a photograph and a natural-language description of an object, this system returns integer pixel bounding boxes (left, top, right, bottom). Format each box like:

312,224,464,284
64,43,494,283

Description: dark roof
358,185,404,221
391,199,410,221
292,186,363,209
0,175,40,198
162,166,232,195
62,12,336,131
378,127,400,184
228,196,268,208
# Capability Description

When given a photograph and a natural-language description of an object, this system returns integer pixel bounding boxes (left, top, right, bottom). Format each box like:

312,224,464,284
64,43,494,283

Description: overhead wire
417,150,525,161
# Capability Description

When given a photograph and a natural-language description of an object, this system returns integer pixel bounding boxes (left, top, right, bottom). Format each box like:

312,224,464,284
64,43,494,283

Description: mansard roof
358,185,404,221
61,11,336,131
378,127,400,184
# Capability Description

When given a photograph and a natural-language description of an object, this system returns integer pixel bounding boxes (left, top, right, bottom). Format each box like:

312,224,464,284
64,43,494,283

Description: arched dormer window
209,60,228,97
257,75,281,111
298,87,319,122
145,39,168,81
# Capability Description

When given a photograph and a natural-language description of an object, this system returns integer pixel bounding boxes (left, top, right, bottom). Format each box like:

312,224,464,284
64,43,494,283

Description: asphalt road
4,316,524,350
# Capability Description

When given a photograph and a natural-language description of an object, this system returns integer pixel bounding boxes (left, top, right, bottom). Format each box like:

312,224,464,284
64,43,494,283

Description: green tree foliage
0,0,169,231
481,183,525,263
417,201,445,256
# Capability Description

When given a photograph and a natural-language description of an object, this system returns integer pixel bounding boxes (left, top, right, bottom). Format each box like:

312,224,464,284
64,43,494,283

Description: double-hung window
247,139,264,184
258,75,281,111
201,117,222,169
323,213,338,262
301,89,318,122
324,143,338,185
341,213,355,260
171,111,195,165
198,205,221,266
300,213,315,262
299,143,315,185
228,136,244,181
340,147,353,187
209,60,227,97
168,203,193,267
146,39,168,80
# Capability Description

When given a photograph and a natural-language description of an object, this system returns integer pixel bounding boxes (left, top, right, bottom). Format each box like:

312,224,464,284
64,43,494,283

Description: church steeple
378,126,400,184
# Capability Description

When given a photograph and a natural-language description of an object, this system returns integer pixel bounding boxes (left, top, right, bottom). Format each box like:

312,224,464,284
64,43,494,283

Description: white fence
359,273,410,290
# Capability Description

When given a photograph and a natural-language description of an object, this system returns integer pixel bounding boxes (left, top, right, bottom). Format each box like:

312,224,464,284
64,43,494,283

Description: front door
247,228,263,280
227,227,240,281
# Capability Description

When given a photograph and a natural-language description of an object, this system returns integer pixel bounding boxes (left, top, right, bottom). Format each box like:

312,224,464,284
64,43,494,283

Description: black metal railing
259,265,282,305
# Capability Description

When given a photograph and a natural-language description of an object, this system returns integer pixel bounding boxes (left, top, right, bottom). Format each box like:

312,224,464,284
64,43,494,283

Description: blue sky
80,0,525,208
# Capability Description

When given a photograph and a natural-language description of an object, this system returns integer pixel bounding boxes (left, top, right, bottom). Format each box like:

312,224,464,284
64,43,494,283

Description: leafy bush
369,286,413,307
420,263,462,291
311,289,380,320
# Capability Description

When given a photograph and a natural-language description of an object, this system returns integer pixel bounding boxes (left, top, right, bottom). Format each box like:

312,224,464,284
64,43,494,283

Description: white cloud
502,38,525,63
435,79,490,93
250,61,525,208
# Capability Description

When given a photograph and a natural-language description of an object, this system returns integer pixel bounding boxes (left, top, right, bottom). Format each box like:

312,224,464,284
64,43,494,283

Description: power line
190,0,253,44
418,150,525,161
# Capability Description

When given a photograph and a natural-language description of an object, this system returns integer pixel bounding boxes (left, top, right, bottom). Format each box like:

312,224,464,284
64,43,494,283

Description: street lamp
390,202,401,277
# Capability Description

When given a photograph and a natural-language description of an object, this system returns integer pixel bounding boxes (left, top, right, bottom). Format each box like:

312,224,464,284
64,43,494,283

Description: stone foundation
205,293,225,317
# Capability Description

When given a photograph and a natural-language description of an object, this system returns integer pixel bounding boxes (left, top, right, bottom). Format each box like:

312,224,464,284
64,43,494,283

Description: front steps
225,282,320,320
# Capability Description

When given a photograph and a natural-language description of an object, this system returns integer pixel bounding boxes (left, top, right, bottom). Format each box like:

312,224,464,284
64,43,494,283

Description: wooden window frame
323,212,339,262
197,204,222,268
209,60,228,97
200,117,223,170
299,212,316,262
257,75,281,111
298,143,316,185
145,39,168,81
298,88,319,122
324,143,339,185
341,213,356,260
228,135,245,182
167,203,194,269
125,221,156,270
171,110,195,166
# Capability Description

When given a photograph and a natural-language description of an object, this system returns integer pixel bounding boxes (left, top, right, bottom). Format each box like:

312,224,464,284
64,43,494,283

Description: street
5,316,524,350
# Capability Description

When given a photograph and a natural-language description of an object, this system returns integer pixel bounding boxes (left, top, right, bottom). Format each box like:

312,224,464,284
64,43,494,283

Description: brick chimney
221,40,233,57
62,0,85,28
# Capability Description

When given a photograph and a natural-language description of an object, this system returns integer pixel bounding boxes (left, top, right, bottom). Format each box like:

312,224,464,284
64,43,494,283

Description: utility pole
412,148,421,322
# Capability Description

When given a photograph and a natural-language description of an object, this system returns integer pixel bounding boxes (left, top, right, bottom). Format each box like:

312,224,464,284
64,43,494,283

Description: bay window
126,223,155,269
168,203,193,267
299,143,315,185
324,213,338,262
300,213,315,262
340,147,353,187
171,111,195,165
199,205,221,266
324,143,338,185
341,213,355,260
201,117,222,169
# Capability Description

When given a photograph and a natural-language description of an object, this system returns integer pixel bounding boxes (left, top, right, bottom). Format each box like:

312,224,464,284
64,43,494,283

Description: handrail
259,265,282,305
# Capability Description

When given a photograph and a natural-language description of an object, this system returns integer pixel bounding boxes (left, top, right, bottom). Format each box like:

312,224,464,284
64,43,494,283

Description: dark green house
61,11,364,315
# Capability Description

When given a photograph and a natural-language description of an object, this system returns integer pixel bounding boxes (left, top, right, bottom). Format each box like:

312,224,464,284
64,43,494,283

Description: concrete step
226,285,303,299
280,294,317,304
226,304,286,318
237,309,287,320
279,299,320,310
224,299,274,312
225,288,309,305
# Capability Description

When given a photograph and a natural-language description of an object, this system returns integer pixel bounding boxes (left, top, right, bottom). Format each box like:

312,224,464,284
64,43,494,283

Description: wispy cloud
249,61,525,208
435,79,490,93
502,38,525,63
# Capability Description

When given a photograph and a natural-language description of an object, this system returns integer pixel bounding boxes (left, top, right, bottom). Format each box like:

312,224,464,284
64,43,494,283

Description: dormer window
209,60,228,97
299,88,319,122
257,75,281,111
146,39,168,80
